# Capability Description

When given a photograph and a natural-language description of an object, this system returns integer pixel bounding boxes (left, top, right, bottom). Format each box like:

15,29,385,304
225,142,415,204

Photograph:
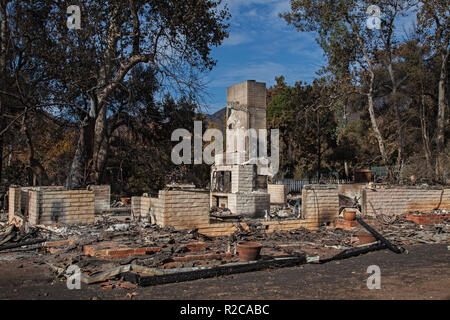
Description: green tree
282,0,415,182
267,77,338,180
416,0,449,182
3,0,229,188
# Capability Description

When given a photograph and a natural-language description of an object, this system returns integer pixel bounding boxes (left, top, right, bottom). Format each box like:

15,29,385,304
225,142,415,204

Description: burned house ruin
210,80,271,218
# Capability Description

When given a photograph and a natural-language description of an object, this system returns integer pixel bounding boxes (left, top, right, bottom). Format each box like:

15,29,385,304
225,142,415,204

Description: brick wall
227,80,266,109
28,190,95,225
230,165,254,193
133,188,323,237
302,185,339,224
337,184,364,201
9,185,112,223
8,187,21,222
267,184,287,204
131,196,151,218
20,186,65,215
89,185,111,214
362,187,450,216
132,190,210,229
159,190,210,229
27,191,39,225
235,193,270,218
9,186,65,221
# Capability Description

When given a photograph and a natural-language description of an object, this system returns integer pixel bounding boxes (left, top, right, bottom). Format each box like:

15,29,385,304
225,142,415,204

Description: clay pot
121,197,131,205
343,210,357,221
237,242,263,262
357,233,376,245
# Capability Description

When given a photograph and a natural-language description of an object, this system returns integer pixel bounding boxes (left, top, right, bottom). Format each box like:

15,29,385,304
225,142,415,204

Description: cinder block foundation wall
132,191,210,229
132,190,324,237
8,187,21,222
131,196,151,218
89,185,111,214
158,190,210,229
28,190,95,225
234,193,270,218
302,185,339,225
362,187,450,216
9,186,65,221
337,184,365,201
267,184,287,204
20,186,65,213
231,165,253,193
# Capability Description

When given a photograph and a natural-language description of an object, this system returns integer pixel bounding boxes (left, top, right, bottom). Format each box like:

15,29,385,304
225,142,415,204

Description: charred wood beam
122,255,306,287
319,243,387,264
0,238,46,251
356,217,405,254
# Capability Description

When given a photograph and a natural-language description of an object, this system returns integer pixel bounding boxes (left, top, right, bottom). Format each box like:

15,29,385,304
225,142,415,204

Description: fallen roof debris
0,209,448,289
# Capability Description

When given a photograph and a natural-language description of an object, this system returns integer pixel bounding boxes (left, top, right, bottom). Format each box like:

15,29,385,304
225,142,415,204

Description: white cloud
222,32,252,46
222,0,289,25
271,0,291,18
245,8,259,17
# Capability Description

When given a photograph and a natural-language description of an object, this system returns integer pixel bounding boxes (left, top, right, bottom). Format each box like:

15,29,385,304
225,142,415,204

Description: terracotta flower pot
343,210,356,221
237,242,262,262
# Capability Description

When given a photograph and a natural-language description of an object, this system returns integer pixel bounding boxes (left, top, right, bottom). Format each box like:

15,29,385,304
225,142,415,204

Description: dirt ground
0,244,448,300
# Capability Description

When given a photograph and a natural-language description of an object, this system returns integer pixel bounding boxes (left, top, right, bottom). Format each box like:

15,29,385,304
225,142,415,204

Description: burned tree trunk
66,5,119,189
0,135,3,184
420,90,433,180
22,115,49,186
65,112,95,189
351,24,394,183
435,50,449,182
0,1,8,185
367,76,394,182
387,63,405,183
92,103,109,184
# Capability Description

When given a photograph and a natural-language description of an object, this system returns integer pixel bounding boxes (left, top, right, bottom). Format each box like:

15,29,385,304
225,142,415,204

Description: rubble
0,203,448,289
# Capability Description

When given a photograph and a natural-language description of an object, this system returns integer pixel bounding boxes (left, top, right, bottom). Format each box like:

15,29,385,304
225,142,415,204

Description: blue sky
202,0,419,114
203,0,326,114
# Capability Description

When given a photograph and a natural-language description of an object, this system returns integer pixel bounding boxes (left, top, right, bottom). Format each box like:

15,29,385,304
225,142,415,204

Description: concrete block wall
9,186,65,221
362,187,450,216
132,190,210,229
20,186,65,215
267,184,287,204
227,80,266,110
230,166,240,193
232,165,254,193
131,196,151,218
151,194,164,225
89,185,111,214
27,191,39,225
235,193,270,218
247,81,267,109
248,107,266,132
157,190,210,229
226,194,237,213
223,192,270,217
337,184,364,201
28,190,95,225
8,187,21,222
302,185,339,224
